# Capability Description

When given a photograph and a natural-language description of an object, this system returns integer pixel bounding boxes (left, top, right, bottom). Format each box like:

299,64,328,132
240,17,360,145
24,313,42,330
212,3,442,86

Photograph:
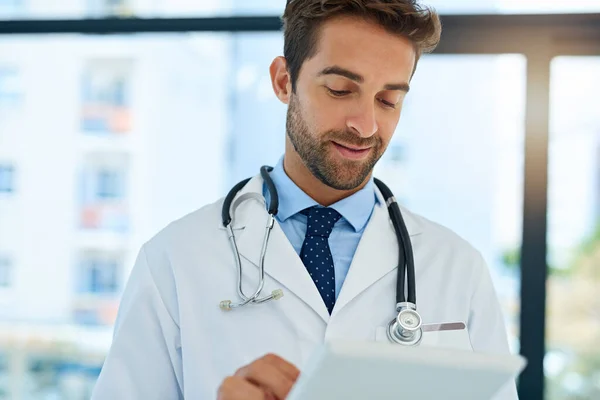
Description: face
285,16,416,190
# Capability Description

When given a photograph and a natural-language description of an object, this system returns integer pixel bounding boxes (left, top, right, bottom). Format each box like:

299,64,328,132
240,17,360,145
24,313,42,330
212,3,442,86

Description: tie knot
302,206,341,238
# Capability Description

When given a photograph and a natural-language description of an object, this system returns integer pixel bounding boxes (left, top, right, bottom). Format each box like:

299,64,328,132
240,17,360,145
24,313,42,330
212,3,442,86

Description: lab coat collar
218,174,423,322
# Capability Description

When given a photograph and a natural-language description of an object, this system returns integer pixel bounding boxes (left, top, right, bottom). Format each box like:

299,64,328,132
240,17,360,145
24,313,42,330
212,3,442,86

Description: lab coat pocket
375,322,474,351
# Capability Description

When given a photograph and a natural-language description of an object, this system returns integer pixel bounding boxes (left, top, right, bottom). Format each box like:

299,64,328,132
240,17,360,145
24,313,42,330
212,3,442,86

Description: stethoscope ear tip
219,290,284,311
219,300,233,311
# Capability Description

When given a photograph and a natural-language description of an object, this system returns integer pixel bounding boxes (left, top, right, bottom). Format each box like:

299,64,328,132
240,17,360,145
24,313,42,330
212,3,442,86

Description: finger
236,364,293,399
263,391,278,400
217,376,268,400
235,360,296,400
261,353,301,381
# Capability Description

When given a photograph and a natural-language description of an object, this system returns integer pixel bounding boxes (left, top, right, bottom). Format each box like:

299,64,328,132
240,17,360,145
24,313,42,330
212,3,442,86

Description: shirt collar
264,156,377,232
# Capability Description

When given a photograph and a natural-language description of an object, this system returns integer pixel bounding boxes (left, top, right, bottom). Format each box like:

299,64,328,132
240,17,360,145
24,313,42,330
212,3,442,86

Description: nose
346,100,378,138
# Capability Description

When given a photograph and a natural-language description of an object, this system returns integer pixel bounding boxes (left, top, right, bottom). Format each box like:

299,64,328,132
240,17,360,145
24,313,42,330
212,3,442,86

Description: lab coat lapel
332,188,423,316
221,176,330,322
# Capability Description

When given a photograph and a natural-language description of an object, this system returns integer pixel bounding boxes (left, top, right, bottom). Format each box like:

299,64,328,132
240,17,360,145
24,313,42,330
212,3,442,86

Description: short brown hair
282,0,442,92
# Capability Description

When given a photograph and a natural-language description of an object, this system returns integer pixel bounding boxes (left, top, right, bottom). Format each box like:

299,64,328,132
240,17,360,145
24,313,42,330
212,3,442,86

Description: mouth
331,141,372,160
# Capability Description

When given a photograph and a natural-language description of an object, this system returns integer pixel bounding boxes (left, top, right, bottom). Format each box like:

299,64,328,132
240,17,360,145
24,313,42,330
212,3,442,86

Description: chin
322,159,372,190
333,153,373,171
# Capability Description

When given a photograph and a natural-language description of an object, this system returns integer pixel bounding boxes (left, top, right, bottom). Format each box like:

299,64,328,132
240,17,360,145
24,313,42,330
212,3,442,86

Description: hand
217,353,300,400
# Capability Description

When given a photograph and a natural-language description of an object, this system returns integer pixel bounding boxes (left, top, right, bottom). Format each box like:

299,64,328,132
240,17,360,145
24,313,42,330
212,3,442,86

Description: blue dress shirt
263,156,378,298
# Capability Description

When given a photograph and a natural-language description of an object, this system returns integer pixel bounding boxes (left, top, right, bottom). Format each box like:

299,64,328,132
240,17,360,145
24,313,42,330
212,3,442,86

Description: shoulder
398,206,503,320
398,204,488,271
142,196,226,257
140,174,264,268
403,205,480,250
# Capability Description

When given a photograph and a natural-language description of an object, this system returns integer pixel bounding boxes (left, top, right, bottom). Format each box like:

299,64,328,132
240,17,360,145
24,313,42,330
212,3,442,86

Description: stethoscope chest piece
386,302,423,346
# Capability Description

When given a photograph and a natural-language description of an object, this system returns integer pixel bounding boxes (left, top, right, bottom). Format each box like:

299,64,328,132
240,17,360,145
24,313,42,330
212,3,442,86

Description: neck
283,141,370,207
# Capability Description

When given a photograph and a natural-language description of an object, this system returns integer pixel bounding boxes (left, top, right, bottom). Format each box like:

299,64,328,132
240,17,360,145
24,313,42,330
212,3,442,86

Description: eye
327,88,351,97
379,98,397,108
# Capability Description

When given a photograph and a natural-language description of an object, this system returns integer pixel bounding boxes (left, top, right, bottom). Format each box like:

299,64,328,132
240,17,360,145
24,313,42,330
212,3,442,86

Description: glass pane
0,32,526,397
2,0,600,19
546,56,600,400
375,54,526,354
0,33,233,399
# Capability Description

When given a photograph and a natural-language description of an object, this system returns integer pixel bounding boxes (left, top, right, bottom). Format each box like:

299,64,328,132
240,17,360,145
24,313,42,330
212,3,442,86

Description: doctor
92,0,518,399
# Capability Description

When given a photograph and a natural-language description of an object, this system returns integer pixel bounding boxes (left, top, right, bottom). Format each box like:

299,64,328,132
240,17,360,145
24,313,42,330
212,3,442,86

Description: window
0,255,11,287
78,253,120,294
81,60,132,135
0,68,21,108
546,56,600,400
74,251,123,328
374,54,526,353
0,164,14,193
97,169,123,199
79,154,129,232
0,30,234,399
73,251,123,327
90,261,118,293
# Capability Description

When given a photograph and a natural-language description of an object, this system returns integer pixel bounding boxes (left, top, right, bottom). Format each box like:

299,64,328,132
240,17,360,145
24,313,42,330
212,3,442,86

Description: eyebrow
318,65,410,92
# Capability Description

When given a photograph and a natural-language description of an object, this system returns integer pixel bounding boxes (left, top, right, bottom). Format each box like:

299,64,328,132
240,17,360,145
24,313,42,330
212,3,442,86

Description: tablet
287,340,526,400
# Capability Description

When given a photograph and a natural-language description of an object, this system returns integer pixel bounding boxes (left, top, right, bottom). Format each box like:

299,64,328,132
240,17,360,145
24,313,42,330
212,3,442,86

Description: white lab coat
91,174,518,399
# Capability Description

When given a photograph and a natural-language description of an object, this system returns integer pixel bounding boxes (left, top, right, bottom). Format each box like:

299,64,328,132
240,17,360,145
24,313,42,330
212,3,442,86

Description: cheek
377,113,401,143
304,100,347,133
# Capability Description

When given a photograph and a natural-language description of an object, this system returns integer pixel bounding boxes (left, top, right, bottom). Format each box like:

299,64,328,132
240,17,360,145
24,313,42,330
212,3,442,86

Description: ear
269,56,292,104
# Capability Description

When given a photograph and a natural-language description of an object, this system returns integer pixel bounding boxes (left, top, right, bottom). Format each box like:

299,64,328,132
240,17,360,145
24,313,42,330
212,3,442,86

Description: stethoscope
219,165,423,346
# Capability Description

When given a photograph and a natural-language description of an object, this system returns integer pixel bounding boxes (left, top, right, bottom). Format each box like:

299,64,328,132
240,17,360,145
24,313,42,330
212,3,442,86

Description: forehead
306,15,416,81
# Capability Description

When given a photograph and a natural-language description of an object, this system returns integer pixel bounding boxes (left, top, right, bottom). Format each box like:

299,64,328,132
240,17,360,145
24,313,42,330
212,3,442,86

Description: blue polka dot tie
300,206,342,314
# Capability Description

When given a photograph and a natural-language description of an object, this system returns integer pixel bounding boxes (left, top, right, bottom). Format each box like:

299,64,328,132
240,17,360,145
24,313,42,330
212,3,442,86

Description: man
92,1,518,399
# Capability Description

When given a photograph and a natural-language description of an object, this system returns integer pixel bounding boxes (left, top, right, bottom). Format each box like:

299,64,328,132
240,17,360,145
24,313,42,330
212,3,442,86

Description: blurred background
0,0,598,399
